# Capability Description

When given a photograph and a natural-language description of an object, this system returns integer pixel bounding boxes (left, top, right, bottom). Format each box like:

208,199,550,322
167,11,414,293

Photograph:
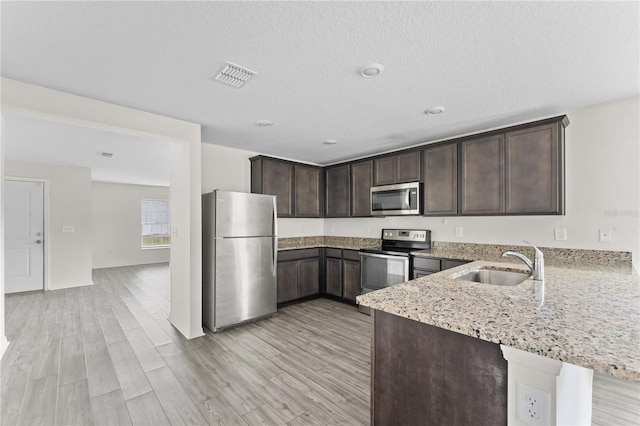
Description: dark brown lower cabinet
277,249,321,304
324,249,361,302
412,256,471,279
372,310,507,425
325,253,343,297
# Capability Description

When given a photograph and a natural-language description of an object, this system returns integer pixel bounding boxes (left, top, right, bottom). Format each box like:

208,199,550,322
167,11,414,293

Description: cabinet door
262,159,294,217
277,260,298,303
342,259,361,302
351,160,373,217
295,164,323,217
504,123,562,214
442,259,470,270
325,257,343,297
298,258,320,297
396,150,421,183
423,144,457,216
460,135,505,215
325,165,350,217
373,156,397,186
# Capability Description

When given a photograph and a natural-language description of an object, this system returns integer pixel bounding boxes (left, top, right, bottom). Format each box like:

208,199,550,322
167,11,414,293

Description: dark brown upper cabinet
325,164,351,217
350,160,373,217
504,122,564,214
423,143,458,216
250,156,323,218
460,135,505,215
251,156,294,217
459,116,567,216
373,150,422,186
294,164,324,217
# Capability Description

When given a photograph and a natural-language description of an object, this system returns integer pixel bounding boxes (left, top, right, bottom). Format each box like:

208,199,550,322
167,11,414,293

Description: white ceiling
1,1,639,175
3,113,170,187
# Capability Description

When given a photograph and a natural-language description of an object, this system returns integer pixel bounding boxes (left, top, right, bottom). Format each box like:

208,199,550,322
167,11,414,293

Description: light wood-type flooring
2,263,371,425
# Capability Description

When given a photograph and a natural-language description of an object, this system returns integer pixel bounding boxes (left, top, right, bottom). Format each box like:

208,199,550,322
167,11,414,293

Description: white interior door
4,180,44,293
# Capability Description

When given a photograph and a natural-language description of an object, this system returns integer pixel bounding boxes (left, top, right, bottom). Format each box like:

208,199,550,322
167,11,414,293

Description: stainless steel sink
453,269,530,286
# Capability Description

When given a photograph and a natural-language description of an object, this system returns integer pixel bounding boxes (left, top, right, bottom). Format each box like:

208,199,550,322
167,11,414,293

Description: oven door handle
359,252,406,260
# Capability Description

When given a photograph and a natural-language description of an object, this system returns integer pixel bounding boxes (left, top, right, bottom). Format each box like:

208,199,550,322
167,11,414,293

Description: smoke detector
212,62,257,88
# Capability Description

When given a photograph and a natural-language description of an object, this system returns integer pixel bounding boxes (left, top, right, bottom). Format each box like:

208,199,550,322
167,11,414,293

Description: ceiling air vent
99,152,114,158
212,62,257,88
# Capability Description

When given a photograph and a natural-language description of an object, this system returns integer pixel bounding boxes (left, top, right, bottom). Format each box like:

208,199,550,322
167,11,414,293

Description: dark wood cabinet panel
505,123,563,214
294,164,323,217
298,258,320,297
277,249,322,304
413,256,470,279
396,150,422,183
373,156,397,186
372,310,507,425
325,257,342,297
342,258,361,302
325,165,351,217
374,150,422,186
251,157,294,217
460,135,505,215
277,260,298,304
350,160,373,217
423,144,458,216
442,259,470,270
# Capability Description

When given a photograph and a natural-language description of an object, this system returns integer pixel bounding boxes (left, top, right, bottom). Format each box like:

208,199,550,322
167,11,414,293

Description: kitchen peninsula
357,252,639,425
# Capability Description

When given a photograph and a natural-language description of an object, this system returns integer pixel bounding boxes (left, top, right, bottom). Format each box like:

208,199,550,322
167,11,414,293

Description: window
141,199,170,248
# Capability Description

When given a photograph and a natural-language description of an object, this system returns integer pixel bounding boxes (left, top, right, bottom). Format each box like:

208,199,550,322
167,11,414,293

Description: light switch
454,227,463,237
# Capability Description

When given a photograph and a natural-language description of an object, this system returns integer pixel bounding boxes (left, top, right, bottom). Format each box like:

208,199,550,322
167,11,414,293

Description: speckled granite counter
412,241,634,273
357,261,640,382
278,236,380,251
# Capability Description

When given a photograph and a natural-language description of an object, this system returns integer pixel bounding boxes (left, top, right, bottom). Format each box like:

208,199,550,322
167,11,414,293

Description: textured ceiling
1,1,639,168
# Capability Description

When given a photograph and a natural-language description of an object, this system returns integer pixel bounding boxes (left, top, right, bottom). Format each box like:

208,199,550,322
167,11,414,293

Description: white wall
92,182,170,268
325,97,640,269
5,160,94,290
201,143,325,237
2,78,203,340
1,116,7,357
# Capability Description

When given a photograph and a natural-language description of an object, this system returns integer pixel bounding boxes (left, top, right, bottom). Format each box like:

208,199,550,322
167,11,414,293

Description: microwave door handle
406,189,411,208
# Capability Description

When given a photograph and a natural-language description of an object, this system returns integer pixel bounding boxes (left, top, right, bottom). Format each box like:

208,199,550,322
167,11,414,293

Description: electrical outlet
454,227,463,237
516,382,550,425
62,225,75,233
554,228,566,241
599,229,611,242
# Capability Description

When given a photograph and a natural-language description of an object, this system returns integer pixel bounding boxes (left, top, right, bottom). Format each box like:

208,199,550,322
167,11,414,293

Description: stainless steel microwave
370,182,422,216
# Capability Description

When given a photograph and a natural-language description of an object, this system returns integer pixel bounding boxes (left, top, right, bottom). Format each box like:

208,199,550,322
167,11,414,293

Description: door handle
35,240,42,244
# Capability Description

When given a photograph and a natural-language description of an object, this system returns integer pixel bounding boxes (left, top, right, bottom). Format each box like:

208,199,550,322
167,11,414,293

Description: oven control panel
382,229,430,242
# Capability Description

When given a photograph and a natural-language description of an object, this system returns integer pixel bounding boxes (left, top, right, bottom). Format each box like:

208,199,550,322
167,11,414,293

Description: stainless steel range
360,229,431,297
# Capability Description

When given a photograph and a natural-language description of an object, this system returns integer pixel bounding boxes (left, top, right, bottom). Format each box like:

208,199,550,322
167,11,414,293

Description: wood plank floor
2,263,371,425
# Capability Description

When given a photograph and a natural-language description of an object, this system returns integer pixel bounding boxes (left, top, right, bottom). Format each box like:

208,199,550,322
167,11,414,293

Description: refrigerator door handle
272,196,278,237
273,237,278,275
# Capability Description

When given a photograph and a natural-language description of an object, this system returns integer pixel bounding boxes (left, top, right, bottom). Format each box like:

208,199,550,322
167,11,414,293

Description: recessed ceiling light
425,106,446,115
359,63,384,77
323,140,338,145
256,120,273,127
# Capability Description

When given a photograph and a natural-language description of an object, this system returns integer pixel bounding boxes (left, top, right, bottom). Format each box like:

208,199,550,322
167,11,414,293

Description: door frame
5,177,50,291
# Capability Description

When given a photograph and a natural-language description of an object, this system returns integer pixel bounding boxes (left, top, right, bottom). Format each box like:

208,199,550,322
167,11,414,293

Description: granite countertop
357,261,640,382
278,236,380,251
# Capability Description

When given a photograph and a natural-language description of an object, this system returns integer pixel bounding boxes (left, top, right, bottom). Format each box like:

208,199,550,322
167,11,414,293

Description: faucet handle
523,240,543,258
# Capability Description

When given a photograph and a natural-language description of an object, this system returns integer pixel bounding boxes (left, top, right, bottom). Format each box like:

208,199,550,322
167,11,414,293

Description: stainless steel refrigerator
202,190,277,332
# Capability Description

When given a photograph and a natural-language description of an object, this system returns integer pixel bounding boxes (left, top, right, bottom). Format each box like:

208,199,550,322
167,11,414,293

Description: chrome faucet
502,241,544,281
